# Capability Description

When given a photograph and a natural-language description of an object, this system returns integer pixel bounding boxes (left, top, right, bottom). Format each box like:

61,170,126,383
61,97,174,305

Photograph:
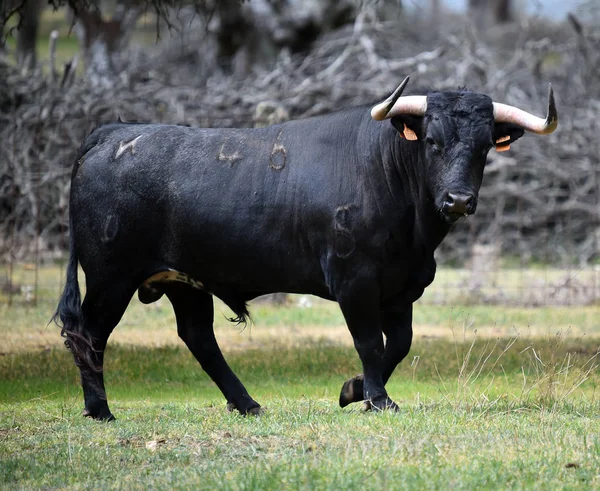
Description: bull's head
371,77,558,223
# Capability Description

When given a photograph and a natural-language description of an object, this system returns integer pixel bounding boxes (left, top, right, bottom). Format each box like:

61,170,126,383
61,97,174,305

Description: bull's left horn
371,77,427,120
493,84,558,135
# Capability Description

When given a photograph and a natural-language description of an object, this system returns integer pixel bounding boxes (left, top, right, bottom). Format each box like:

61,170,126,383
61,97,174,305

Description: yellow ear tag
400,124,418,141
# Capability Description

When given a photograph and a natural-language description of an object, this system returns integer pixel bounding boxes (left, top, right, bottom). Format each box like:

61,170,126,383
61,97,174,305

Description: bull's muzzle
442,192,476,220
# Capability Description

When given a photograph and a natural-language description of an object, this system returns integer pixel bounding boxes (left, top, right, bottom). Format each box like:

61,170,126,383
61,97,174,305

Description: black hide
54,90,525,418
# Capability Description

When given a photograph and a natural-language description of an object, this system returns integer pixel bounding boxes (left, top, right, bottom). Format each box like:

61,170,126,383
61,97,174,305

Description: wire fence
2,218,599,309
2,260,600,308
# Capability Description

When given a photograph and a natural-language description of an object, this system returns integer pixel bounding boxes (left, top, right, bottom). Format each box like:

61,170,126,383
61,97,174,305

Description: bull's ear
390,115,422,141
494,123,525,152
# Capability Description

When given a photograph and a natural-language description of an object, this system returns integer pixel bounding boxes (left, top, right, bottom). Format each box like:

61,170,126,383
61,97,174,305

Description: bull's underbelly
135,237,332,301
137,264,332,304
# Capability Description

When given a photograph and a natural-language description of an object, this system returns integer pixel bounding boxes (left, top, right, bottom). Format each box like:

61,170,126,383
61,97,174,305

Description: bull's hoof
82,408,115,421
226,402,263,416
245,406,264,416
362,397,399,412
339,374,364,408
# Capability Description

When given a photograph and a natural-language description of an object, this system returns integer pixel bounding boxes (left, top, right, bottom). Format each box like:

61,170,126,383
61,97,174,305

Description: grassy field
1,268,600,489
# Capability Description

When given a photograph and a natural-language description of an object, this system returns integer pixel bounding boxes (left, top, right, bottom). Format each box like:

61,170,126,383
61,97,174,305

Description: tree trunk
469,0,513,27
16,0,42,70
73,4,140,89
215,0,252,73
212,0,355,76
493,0,512,23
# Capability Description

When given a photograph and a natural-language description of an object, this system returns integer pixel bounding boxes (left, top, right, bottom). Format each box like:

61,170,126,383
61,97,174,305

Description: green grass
2,398,598,490
1,332,599,489
1,263,600,489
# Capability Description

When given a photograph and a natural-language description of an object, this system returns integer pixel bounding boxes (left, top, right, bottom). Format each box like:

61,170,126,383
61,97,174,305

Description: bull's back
70,122,337,293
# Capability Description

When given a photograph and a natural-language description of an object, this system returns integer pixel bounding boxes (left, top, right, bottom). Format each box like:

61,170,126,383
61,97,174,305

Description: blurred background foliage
0,1,599,301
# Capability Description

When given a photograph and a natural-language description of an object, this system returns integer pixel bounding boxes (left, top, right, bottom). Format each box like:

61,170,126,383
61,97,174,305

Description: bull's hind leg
77,284,134,421
164,284,261,415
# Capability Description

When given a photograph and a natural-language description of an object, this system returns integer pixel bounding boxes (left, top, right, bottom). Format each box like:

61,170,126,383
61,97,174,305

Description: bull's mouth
441,209,470,223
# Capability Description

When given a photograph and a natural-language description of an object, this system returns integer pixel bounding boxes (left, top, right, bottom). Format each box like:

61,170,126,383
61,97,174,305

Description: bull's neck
378,124,452,251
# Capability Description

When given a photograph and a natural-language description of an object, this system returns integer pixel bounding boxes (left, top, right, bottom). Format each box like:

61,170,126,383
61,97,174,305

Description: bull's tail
52,143,101,375
52,225,99,373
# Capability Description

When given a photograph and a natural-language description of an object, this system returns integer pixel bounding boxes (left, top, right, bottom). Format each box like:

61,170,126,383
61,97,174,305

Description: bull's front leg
337,279,399,411
339,305,413,409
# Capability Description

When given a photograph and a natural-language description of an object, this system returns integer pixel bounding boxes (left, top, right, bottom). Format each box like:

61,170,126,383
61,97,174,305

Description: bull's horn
371,77,427,120
493,84,558,135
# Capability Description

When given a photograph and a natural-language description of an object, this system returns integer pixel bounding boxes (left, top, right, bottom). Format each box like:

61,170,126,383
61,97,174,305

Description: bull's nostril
446,193,474,215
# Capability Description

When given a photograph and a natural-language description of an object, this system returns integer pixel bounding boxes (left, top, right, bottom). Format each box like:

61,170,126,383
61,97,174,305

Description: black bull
54,79,557,420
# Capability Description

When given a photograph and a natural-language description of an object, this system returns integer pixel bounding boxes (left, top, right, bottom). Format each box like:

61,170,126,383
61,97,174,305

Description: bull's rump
70,122,333,295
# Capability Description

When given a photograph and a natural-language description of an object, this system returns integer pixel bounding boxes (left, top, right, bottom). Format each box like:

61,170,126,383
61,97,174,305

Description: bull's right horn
371,77,427,121
493,84,558,135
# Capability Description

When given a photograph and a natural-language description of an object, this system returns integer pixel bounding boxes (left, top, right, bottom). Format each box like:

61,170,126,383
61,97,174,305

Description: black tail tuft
52,234,101,375
222,297,251,327
227,302,251,327
208,287,251,327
